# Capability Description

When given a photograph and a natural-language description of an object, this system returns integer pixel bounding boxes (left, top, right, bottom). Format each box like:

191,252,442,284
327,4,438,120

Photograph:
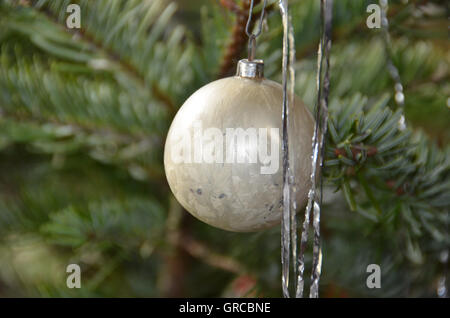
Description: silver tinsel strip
309,0,332,298
280,0,333,298
296,0,333,299
279,0,291,299
288,17,298,291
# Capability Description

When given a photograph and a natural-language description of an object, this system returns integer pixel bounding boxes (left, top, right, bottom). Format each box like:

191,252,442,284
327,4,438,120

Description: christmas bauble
164,59,314,232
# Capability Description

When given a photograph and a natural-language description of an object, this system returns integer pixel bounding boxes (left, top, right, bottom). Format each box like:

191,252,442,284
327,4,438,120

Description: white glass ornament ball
164,60,315,232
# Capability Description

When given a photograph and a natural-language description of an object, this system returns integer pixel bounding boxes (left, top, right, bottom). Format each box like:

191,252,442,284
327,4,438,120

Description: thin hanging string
245,0,268,61
379,0,406,130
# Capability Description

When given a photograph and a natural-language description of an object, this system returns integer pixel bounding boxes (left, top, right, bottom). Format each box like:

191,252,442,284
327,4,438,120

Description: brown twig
218,0,260,78
334,145,378,159
177,232,246,274
219,0,242,14
386,180,407,196
160,207,247,296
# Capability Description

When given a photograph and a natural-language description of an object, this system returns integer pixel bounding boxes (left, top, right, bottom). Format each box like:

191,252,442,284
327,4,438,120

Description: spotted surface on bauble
164,75,315,232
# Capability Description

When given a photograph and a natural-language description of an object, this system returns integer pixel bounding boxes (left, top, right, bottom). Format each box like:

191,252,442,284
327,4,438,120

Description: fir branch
33,0,178,115
325,94,449,247
6,0,190,114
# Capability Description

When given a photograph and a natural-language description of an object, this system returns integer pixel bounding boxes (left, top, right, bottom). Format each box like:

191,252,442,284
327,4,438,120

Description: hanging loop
245,0,268,61
248,34,256,61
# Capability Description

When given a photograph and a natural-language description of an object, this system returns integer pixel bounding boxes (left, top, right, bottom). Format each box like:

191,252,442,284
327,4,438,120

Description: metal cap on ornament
236,59,264,79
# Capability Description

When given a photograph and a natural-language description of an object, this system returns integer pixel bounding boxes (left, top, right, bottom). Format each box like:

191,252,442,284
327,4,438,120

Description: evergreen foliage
0,0,448,297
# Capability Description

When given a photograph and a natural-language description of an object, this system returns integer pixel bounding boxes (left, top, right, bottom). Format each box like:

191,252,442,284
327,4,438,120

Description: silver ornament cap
236,59,264,79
